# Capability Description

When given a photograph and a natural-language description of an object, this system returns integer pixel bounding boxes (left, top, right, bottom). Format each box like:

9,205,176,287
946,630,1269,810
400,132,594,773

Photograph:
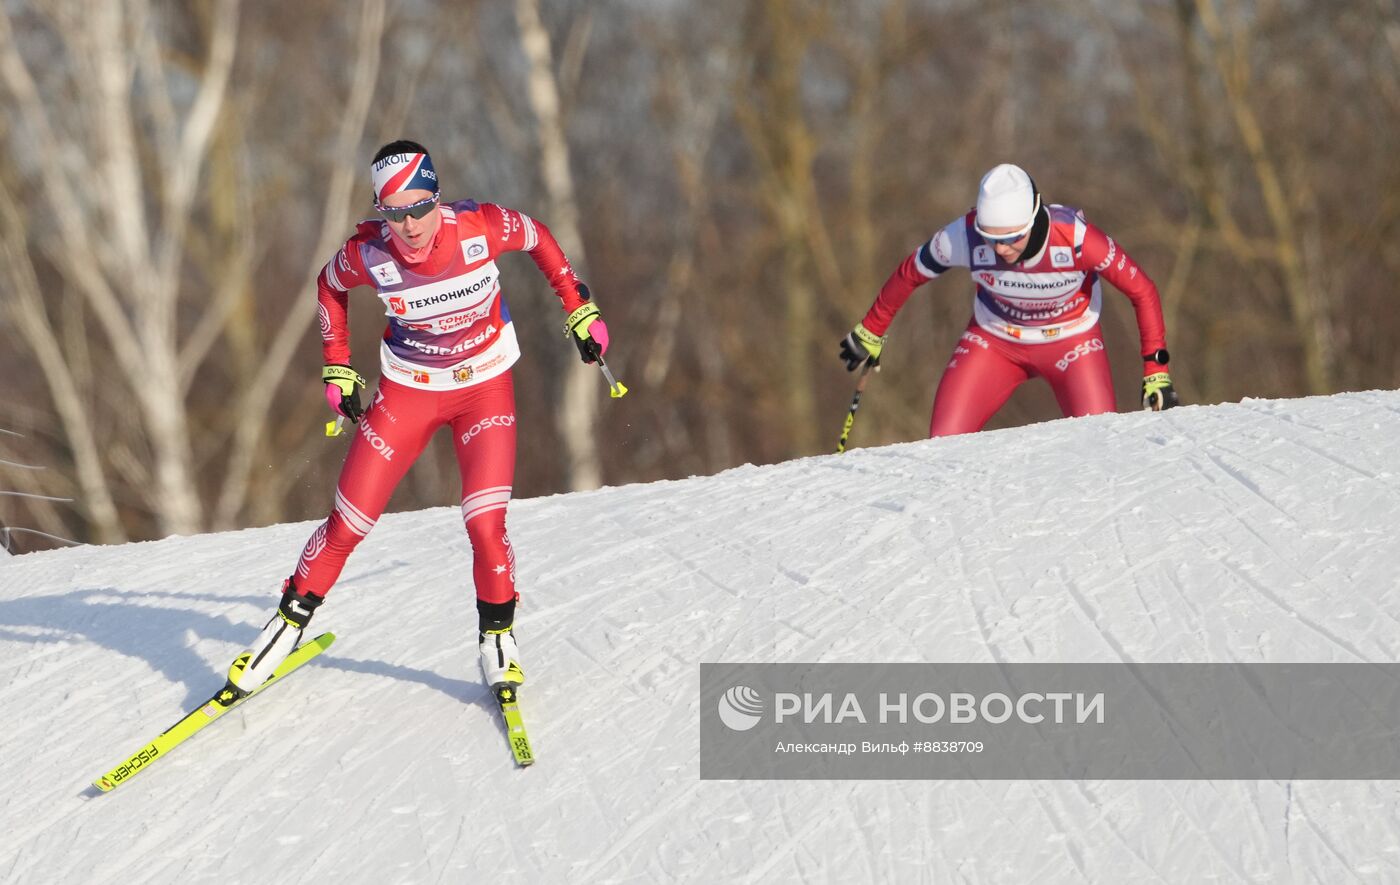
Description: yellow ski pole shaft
836,362,876,454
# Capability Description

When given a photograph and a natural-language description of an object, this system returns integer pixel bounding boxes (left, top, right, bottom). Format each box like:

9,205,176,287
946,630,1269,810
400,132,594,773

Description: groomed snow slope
4,392,1400,883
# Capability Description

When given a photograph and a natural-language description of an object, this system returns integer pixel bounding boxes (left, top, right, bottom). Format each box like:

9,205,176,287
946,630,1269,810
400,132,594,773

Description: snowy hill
4,391,1400,883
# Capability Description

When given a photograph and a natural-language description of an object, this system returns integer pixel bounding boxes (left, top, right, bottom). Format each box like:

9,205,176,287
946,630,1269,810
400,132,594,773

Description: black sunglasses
376,193,439,223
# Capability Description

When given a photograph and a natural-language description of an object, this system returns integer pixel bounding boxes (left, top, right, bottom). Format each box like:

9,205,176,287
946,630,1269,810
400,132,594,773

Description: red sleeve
1079,223,1169,373
316,225,376,365
863,252,932,337
480,202,588,313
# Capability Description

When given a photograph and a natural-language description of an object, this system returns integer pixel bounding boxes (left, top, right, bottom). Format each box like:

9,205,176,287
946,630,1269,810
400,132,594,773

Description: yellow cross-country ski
494,684,535,767
92,632,336,793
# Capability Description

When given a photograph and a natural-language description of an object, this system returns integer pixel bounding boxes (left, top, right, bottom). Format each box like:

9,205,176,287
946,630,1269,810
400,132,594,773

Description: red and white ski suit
294,200,587,602
863,204,1168,436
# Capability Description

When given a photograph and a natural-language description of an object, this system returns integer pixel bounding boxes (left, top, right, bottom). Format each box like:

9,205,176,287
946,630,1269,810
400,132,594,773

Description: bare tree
0,215,126,542
733,0,833,456
212,0,386,530
1192,0,1334,395
0,0,244,536
0,428,78,553
512,0,605,491
0,0,387,542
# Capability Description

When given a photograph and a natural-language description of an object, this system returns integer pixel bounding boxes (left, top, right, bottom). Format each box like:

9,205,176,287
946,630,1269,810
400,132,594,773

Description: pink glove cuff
589,319,610,356
325,382,346,416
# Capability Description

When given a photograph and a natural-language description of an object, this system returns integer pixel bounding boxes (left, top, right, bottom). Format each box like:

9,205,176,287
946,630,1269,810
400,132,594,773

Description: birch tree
0,0,386,541
514,0,603,491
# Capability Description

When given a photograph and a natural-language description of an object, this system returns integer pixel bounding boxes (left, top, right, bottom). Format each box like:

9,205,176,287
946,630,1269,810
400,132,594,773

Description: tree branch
0,200,126,543
213,0,387,529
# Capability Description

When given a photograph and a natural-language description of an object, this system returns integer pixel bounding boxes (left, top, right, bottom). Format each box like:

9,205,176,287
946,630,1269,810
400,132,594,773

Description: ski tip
308,632,337,650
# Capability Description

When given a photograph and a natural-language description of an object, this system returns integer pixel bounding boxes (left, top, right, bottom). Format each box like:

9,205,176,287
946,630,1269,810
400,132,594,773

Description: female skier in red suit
841,164,1177,437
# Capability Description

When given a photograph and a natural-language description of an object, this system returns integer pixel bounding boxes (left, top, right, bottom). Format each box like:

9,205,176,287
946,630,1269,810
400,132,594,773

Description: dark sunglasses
376,193,439,223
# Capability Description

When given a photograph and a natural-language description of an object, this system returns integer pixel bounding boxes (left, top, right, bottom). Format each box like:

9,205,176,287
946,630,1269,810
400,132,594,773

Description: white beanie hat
974,164,1040,233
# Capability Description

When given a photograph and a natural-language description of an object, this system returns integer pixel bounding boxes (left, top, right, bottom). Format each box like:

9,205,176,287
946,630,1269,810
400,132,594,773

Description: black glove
839,323,885,372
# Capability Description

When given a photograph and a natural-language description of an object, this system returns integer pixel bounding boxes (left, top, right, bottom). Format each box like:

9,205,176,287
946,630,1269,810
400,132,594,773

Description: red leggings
293,373,518,603
929,321,1117,437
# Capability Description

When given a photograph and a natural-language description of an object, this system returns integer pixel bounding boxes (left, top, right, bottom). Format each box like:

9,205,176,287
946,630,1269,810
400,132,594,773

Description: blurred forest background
1,0,1397,553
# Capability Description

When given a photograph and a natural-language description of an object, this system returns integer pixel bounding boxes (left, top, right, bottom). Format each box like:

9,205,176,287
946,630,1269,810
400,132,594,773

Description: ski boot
228,578,324,696
478,598,525,689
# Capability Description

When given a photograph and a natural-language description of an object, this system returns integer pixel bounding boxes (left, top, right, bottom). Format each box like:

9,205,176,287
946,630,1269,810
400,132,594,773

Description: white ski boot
229,579,323,694
480,627,525,689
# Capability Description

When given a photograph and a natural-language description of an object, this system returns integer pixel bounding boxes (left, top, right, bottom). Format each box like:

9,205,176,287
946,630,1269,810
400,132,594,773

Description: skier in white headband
841,163,1177,437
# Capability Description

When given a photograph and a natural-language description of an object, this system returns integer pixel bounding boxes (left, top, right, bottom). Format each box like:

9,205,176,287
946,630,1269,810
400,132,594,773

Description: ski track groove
1195,451,1299,527
1240,781,1287,881
1282,780,1294,869
1216,556,1372,663
1023,786,1090,880
740,792,827,883
1286,787,1363,882
576,777,701,881
1282,435,1382,481
1049,779,1160,879
1241,400,1383,481
1213,503,1305,575
849,791,883,883
1166,781,1263,880
1060,577,1220,779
